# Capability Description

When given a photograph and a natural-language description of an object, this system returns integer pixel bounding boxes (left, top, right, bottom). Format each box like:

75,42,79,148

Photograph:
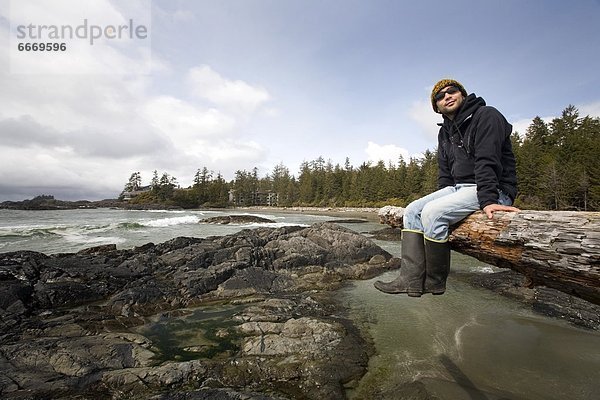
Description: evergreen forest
121,106,600,211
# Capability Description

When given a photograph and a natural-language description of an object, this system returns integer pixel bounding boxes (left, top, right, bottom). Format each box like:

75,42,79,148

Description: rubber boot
424,239,451,295
374,231,425,297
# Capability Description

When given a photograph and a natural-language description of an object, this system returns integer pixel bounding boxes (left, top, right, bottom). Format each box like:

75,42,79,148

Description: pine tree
421,150,438,195
150,170,160,192
298,161,314,205
123,171,142,192
271,163,292,206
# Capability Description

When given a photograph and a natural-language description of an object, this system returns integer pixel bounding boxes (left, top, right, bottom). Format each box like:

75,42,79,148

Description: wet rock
240,317,343,356
201,215,276,224
533,287,600,330
367,227,402,241
0,222,393,399
101,359,208,393
326,218,369,224
221,294,371,399
77,244,118,255
463,270,600,330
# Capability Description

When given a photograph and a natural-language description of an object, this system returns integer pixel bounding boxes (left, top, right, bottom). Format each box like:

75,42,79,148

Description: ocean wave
117,222,147,230
54,230,127,246
80,224,114,234
0,226,66,238
140,215,202,227
0,222,121,238
0,224,128,247
0,238,29,249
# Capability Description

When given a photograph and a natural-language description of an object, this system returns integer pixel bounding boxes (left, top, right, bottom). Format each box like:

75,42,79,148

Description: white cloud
8,0,152,75
365,141,409,165
200,139,266,164
0,4,270,200
0,65,267,199
578,101,600,118
0,71,169,159
143,96,236,142
408,99,442,140
0,145,134,200
187,65,271,115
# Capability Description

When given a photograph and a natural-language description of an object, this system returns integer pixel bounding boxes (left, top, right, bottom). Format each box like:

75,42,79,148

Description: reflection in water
342,242,600,400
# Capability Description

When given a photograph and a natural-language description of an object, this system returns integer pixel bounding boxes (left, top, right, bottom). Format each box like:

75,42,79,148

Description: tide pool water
343,246,600,400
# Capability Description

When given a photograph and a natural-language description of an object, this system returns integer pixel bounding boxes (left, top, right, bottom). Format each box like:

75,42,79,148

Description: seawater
1,208,599,399
343,244,600,400
0,208,325,254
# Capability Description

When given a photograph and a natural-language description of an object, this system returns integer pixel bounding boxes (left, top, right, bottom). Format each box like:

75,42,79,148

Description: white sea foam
0,223,55,230
82,224,112,233
86,236,127,245
141,215,201,227
0,239,28,249
56,229,126,245
453,317,480,361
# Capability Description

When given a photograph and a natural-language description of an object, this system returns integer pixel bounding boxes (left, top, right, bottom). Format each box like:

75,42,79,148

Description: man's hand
482,204,520,219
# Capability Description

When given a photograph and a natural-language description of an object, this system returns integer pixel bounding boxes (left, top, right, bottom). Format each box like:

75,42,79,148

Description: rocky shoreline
0,196,184,211
1,214,597,399
0,222,396,399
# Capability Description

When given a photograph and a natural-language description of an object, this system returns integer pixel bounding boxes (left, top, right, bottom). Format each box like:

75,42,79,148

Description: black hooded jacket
437,93,517,209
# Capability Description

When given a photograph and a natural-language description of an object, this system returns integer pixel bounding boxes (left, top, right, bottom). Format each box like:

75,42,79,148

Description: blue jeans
403,184,513,242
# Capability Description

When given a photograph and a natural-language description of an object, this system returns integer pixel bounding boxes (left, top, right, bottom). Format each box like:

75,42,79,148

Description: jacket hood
442,93,486,127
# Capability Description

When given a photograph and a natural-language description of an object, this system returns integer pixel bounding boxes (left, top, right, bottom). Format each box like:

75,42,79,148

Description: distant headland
0,195,182,211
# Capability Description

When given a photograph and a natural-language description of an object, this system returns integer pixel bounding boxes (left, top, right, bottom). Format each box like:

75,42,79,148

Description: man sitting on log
374,78,520,296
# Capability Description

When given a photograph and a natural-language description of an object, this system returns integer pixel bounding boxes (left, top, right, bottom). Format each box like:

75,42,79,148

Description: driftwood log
378,206,600,305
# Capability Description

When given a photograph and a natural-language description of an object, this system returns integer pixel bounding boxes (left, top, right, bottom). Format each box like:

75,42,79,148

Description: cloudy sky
1,0,599,201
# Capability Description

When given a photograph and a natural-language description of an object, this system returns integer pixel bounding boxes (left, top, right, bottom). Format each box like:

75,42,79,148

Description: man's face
435,86,464,117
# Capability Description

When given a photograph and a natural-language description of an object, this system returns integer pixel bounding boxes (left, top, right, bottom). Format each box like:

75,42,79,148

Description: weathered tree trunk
378,206,600,305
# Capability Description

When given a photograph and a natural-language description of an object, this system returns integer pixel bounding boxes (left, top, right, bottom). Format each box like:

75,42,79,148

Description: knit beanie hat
431,79,467,112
